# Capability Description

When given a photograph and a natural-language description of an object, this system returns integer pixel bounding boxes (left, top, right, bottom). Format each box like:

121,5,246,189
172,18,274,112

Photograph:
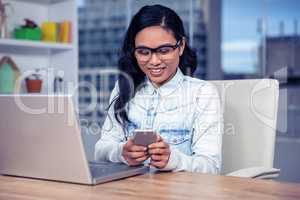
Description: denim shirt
95,69,223,174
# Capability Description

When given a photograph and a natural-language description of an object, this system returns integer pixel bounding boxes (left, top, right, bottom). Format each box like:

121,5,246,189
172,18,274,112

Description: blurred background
76,0,300,183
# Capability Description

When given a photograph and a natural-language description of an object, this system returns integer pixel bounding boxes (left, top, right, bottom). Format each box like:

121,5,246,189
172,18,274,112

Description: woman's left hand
148,135,171,169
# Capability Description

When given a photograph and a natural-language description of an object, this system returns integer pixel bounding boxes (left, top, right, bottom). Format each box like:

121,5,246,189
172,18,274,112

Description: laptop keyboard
89,161,144,178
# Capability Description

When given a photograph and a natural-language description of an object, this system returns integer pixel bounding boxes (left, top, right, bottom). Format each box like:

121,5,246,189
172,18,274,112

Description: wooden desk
1,172,300,200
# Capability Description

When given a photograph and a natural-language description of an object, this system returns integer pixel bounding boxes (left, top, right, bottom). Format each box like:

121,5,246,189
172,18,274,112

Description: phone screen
133,129,157,146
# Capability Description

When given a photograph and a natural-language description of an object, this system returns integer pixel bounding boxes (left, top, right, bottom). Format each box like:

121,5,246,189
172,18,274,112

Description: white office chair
210,79,280,179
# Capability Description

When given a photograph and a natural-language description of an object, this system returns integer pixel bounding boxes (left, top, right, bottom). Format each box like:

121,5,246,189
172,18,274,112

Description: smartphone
133,129,157,147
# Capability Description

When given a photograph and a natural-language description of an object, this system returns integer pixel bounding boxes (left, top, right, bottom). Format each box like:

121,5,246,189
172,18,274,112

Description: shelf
0,38,73,53
0,94,72,96
11,0,68,5
1,0,78,96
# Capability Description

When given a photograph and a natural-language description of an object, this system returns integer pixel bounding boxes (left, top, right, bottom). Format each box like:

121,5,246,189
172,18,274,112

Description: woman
95,4,223,173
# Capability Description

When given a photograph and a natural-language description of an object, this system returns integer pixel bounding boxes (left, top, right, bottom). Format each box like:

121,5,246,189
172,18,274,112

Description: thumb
156,134,163,142
125,138,134,148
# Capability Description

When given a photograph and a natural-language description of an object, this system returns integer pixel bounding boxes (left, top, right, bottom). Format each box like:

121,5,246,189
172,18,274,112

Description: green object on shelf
14,27,42,41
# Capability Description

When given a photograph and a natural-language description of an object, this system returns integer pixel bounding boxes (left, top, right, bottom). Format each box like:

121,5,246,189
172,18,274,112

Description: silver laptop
0,95,149,185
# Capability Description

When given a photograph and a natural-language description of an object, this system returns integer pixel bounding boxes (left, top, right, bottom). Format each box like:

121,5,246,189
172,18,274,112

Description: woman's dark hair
113,4,197,126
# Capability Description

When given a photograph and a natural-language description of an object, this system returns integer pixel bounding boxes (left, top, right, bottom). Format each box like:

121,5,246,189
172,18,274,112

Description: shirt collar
143,68,184,96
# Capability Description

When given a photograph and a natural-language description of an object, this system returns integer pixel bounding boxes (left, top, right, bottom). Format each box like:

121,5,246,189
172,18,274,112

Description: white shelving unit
0,38,73,51
0,0,78,94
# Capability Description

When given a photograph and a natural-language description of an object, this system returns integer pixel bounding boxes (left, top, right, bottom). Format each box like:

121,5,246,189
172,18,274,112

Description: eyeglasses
134,40,181,63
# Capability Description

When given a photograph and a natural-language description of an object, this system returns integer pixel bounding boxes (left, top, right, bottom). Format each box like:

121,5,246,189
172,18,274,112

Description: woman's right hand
122,138,149,166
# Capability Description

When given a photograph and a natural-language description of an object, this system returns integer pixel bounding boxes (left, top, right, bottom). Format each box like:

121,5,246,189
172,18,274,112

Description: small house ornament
0,56,20,93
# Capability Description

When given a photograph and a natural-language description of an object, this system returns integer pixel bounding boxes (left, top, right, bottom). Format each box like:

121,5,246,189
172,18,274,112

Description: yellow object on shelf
41,22,57,42
59,21,72,43
41,20,72,43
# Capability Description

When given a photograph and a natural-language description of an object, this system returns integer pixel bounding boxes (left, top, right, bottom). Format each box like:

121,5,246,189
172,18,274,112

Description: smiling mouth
148,67,166,76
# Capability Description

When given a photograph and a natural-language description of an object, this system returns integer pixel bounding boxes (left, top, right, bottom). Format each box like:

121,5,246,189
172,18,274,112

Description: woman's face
134,26,185,87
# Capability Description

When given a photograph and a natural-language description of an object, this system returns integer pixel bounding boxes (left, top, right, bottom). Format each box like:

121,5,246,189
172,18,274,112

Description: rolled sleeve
94,83,128,165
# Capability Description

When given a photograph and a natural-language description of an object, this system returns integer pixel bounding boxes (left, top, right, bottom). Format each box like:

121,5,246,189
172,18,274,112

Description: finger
150,160,167,169
127,151,148,159
124,139,147,152
127,160,143,166
123,138,134,149
135,155,149,162
150,154,168,161
148,147,170,155
148,141,169,149
156,134,163,142
124,151,146,159
128,145,147,152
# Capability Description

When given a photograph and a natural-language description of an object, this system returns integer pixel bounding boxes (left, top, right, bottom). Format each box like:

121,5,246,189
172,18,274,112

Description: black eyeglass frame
133,40,182,57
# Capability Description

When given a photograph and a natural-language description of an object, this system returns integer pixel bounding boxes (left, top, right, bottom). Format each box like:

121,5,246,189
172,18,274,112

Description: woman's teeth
152,69,161,73
149,67,165,75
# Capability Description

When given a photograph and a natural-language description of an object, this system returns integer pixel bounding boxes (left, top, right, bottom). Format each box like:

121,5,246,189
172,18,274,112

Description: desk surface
1,172,300,200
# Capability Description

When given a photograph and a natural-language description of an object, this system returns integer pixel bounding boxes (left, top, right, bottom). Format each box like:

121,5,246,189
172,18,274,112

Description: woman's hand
148,135,171,169
122,138,149,166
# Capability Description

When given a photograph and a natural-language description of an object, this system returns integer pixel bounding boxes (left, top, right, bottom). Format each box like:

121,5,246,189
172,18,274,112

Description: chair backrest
209,79,279,175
